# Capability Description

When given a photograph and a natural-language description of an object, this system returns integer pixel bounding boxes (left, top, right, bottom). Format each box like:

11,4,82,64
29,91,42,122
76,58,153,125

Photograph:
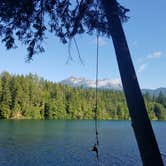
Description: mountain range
60,76,122,90
60,76,166,96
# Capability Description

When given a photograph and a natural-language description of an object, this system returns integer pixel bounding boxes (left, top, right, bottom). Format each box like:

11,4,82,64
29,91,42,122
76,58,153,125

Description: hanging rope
91,33,100,160
95,33,100,147
91,0,100,160
91,0,100,162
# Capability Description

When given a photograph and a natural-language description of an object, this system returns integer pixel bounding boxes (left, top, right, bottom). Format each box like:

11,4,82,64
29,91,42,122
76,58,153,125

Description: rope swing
91,0,100,163
91,33,100,159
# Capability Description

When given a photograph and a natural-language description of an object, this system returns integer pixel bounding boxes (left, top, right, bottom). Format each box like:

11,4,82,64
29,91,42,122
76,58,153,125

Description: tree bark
101,0,163,165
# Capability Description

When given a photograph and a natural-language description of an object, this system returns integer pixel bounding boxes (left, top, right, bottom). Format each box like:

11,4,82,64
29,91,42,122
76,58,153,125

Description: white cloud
137,57,143,63
146,51,162,59
137,51,164,74
92,37,107,47
138,63,148,73
137,51,164,64
110,78,121,85
132,40,138,47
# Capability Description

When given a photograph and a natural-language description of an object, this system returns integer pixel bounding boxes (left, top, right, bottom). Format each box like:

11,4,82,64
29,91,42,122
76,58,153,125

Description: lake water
0,120,166,166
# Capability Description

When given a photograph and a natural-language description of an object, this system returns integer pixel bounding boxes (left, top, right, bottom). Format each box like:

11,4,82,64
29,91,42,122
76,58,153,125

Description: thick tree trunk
101,0,163,165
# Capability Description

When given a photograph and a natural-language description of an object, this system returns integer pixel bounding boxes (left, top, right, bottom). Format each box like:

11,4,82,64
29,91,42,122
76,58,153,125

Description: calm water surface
0,120,166,166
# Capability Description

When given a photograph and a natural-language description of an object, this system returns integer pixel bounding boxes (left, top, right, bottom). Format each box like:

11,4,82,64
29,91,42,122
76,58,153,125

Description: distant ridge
60,76,122,90
60,76,166,96
142,88,166,97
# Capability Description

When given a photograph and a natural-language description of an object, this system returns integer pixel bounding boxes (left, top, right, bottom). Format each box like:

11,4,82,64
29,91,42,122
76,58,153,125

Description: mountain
142,88,166,97
60,76,166,96
60,76,122,90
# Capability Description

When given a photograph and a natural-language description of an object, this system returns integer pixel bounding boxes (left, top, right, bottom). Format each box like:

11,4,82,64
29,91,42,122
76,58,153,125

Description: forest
0,71,166,120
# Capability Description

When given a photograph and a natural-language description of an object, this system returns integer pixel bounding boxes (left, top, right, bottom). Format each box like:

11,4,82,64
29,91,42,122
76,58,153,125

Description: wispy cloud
92,37,107,47
137,51,165,74
110,78,121,85
146,51,162,59
132,40,138,47
138,51,164,63
138,63,148,73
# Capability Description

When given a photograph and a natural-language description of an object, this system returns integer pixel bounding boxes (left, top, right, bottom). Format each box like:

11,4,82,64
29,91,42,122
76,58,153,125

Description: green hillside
0,71,166,120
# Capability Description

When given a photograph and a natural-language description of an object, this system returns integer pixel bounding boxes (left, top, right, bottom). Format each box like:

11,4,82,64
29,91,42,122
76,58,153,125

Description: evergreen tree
0,79,2,102
0,71,165,121
154,103,166,120
156,92,166,107
0,72,12,118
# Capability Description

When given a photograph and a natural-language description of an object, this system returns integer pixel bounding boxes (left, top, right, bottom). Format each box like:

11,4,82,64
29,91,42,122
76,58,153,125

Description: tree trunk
101,0,163,165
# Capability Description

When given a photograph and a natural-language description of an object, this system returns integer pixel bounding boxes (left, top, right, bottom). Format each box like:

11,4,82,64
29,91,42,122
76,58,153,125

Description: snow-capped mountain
60,76,166,96
60,76,122,90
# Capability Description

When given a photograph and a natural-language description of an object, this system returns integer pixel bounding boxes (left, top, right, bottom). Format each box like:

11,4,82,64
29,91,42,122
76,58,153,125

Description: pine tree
154,103,166,120
0,72,12,118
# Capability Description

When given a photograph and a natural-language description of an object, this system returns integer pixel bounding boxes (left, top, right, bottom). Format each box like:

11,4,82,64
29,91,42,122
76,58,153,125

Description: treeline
0,72,166,120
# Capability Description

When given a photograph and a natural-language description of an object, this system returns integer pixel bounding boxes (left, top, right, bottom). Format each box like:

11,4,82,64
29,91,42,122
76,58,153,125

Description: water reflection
0,120,165,166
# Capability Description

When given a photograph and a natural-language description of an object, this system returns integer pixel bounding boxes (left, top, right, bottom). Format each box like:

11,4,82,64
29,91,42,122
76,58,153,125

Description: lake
0,120,166,166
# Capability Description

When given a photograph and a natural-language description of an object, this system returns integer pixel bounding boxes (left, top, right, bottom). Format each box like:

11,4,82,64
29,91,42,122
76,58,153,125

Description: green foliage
0,71,166,120
0,103,10,119
0,0,129,59
154,103,166,120
156,92,166,107
145,102,158,120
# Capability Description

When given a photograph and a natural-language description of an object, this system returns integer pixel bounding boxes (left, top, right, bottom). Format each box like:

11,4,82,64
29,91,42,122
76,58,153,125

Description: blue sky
0,0,166,89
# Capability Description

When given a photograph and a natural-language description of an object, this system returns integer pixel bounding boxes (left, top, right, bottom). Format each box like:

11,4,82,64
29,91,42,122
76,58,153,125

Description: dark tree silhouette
0,0,128,60
0,0,164,165
102,0,163,165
